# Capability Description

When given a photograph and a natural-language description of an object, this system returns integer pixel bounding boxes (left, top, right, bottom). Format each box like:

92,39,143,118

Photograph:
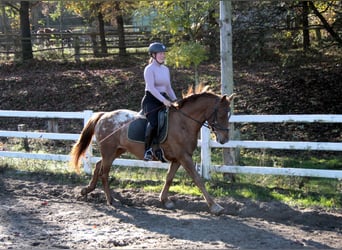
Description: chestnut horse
70,86,235,215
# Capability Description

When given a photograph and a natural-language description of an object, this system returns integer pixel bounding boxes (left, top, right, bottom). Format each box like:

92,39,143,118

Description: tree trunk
309,1,342,45
20,1,33,61
208,9,219,59
98,11,108,56
90,33,99,57
302,1,310,51
115,2,126,57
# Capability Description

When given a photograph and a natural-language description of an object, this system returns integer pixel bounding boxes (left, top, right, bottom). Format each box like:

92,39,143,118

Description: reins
98,118,133,144
173,98,230,132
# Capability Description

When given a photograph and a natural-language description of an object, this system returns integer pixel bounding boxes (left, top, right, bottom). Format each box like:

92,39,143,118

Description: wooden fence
0,110,341,179
0,31,154,60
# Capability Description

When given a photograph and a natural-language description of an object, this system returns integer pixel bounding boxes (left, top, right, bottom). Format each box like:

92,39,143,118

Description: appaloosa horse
70,86,235,215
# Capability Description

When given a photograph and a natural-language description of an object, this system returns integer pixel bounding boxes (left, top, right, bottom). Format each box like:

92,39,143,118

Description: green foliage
135,0,216,84
167,42,207,68
65,0,137,24
136,0,217,43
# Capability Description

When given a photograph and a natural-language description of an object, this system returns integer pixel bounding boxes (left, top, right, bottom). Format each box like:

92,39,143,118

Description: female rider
141,42,177,161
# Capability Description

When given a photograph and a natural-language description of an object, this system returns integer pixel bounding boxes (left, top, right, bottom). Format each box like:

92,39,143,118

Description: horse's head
178,85,236,144
207,93,236,144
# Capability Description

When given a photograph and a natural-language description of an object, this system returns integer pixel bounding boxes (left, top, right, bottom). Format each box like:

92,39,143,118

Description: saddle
127,108,169,160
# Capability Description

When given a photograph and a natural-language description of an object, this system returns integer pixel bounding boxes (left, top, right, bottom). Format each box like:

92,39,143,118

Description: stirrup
143,148,153,161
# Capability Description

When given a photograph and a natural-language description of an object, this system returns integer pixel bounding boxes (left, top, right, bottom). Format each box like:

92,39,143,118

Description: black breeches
141,91,163,128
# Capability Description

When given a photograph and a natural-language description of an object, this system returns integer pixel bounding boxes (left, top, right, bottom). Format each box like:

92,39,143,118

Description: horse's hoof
81,188,88,196
164,200,175,209
109,194,122,207
210,203,224,215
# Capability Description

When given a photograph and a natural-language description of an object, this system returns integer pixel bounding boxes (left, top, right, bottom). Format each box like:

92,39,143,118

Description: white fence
0,110,171,174
0,110,341,179
200,114,342,179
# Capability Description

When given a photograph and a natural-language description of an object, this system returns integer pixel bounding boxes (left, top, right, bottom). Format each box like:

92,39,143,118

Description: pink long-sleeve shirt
144,59,177,103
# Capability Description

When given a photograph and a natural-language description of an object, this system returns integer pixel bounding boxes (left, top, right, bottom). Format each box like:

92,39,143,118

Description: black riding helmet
148,42,167,56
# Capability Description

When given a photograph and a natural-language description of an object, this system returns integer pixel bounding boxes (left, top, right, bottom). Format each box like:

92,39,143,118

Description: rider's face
155,52,165,64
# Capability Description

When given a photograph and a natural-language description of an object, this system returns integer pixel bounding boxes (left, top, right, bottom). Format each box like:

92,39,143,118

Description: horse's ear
227,93,236,102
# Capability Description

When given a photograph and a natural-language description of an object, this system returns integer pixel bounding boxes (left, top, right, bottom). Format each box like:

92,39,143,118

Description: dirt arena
0,169,341,249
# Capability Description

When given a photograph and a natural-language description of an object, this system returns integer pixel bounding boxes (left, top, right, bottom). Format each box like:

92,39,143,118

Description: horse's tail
70,112,105,173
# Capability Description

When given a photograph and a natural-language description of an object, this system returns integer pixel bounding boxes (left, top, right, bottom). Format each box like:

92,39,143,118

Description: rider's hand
163,99,172,107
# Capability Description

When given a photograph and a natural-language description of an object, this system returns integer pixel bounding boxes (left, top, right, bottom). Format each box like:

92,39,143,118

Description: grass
1,134,341,210
1,149,341,210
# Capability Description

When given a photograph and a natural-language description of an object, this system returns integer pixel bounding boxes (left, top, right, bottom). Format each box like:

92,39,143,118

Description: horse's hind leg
159,161,180,209
99,161,113,206
81,160,102,196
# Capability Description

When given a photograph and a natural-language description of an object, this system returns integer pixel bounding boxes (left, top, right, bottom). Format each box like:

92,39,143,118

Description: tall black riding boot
144,123,155,161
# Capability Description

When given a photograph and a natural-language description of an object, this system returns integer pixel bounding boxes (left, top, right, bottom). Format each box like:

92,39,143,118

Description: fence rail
0,31,153,60
200,114,342,179
0,110,341,179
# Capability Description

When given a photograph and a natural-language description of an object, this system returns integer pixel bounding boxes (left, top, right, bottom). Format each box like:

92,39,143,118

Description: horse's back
94,109,142,141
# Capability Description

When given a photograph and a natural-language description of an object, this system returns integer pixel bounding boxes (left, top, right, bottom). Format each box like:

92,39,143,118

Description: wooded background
0,1,340,62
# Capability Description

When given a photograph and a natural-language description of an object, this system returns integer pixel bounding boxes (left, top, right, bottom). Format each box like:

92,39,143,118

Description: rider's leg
144,122,156,161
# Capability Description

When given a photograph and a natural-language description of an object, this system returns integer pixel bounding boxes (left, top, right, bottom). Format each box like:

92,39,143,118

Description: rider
141,42,177,161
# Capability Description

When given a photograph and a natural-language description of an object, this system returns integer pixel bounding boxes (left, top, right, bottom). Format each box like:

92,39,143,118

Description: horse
36,27,57,46
70,85,235,215
60,29,73,48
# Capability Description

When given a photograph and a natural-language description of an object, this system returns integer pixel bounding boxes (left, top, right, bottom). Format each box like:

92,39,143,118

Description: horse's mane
177,84,215,108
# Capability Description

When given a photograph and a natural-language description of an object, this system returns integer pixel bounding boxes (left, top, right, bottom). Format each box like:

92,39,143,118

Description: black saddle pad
127,110,169,144
127,118,147,143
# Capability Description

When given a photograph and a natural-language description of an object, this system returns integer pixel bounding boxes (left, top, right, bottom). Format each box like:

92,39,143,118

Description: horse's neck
180,97,215,125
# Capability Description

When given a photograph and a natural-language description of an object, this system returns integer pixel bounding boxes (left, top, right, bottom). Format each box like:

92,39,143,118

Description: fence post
47,119,59,132
74,36,80,63
82,110,93,174
17,124,29,152
201,125,211,179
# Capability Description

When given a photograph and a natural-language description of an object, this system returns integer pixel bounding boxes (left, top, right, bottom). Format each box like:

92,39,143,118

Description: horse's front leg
159,161,181,209
180,157,224,215
81,160,102,196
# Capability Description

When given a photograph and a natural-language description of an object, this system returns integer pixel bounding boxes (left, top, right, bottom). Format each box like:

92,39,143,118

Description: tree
302,1,310,51
66,0,137,57
167,42,207,86
288,0,342,49
101,1,133,57
66,1,108,57
114,1,126,57
309,1,342,46
137,0,218,84
20,1,33,60
3,1,33,61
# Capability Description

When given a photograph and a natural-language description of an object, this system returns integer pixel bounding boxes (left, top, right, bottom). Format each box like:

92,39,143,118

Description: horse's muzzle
216,133,229,144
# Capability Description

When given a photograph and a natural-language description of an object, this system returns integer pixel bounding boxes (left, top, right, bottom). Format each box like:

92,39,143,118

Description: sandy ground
0,170,341,249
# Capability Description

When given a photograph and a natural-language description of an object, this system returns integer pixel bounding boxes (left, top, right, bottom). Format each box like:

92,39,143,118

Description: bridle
207,104,231,133
174,98,231,133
